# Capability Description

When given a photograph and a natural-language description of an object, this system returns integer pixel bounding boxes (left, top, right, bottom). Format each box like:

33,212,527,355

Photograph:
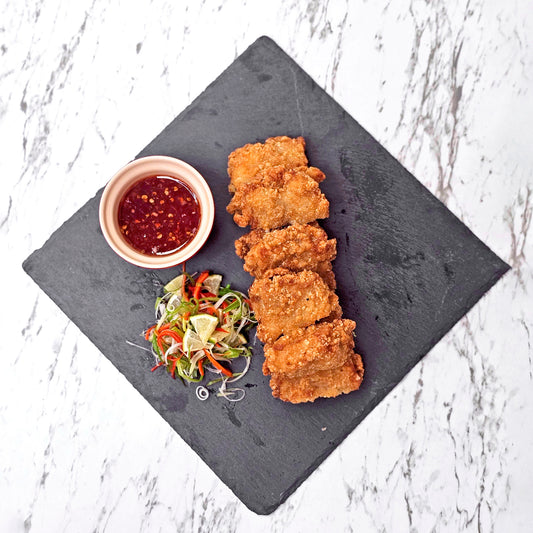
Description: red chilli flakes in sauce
118,176,201,255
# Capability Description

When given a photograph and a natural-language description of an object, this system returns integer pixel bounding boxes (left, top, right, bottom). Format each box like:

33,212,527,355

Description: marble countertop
1,1,532,531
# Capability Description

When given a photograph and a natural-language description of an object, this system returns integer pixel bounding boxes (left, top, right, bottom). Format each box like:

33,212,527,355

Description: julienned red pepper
145,325,156,340
198,357,205,377
161,330,183,344
192,271,210,300
156,329,183,353
156,335,166,354
204,349,233,377
169,356,179,378
197,271,210,284
151,362,165,372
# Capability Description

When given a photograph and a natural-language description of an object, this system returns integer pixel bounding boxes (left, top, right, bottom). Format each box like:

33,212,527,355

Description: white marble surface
1,0,532,531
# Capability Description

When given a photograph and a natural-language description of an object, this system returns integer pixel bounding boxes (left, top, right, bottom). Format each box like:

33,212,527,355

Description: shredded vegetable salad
144,269,256,401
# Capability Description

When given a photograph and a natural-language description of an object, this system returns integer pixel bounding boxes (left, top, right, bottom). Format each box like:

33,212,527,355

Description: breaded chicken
227,135,364,404
248,271,341,343
269,353,364,403
227,136,312,192
235,223,337,288
227,166,329,230
263,319,356,377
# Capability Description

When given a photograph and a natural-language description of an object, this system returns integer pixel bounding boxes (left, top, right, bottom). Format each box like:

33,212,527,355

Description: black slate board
23,36,509,514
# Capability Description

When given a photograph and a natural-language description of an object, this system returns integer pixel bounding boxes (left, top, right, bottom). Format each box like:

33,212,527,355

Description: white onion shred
228,356,251,383
125,340,152,353
146,274,255,403
196,386,209,401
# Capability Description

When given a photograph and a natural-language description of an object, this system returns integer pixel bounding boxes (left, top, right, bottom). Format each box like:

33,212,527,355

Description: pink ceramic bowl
99,156,215,269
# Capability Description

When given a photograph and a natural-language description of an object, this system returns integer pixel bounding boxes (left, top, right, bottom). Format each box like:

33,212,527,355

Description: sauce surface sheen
118,176,201,255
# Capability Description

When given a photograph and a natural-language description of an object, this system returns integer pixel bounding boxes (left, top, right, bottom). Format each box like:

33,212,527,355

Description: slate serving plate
23,36,509,514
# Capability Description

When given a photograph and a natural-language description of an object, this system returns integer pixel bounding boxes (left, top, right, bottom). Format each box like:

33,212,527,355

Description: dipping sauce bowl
99,156,215,269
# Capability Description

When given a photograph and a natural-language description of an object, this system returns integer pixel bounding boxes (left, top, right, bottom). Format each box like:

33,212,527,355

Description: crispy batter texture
235,225,337,288
227,135,364,403
227,136,310,192
235,223,336,277
263,319,356,377
227,166,329,230
248,271,341,343
259,262,336,290
269,353,364,403
234,228,266,259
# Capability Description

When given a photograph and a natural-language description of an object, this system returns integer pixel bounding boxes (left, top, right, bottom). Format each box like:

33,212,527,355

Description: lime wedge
190,314,219,344
202,274,222,295
224,331,247,347
210,329,229,343
183,329,206,352
164,274,185,293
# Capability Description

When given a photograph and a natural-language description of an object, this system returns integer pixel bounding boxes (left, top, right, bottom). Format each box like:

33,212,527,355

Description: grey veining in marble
1,0,532,531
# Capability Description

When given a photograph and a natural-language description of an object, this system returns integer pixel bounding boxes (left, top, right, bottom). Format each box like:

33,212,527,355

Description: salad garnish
145,268,256,401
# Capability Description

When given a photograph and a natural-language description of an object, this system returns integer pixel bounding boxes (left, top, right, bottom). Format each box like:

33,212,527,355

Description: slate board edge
257,36,512,275
268,258,510,515
22,250,510,516
21,35,513,515
138,34,511,281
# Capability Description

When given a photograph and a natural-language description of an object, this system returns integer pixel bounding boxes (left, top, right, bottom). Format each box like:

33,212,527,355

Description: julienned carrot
204,349,232,377
151,362,165,372
198,357,205,377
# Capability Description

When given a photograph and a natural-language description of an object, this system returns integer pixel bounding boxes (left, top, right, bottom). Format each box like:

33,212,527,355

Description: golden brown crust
234,228,266,259
269,353,364,403
227,166,329,230
259,263,336,290
227,136,308,192
227,135,364,403
263,319,356,377
235,223,336,278
248,271,341,343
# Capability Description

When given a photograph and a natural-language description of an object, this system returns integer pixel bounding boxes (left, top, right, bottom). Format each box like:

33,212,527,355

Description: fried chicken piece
234,228,266,259
260,262,336,290
263,319,356,377
269,353,364,403
249,271,341,343
227,166,329,230
235,223,336,276
228,136,315,192
235,223,337,288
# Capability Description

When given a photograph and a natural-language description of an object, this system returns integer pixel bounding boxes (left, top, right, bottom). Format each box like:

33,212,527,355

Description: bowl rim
99,155,215,269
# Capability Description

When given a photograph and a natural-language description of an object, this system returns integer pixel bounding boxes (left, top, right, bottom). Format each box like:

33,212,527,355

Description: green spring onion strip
144,270,256,401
